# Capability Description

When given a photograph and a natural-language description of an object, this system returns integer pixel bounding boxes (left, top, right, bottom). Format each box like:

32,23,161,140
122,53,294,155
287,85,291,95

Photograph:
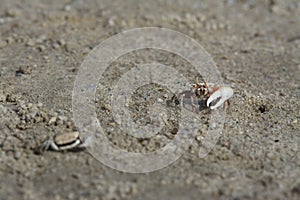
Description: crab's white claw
207,86,233,109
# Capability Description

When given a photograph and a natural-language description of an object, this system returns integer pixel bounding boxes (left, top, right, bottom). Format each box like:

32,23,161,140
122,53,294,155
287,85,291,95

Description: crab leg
207,86,233,109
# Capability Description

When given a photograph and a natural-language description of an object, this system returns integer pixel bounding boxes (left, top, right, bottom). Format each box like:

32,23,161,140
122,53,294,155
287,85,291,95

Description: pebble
71,173,80,179
43,56,49,62
108,17,116,27
0,93,6,102
57,39,66,46
108,122,116,127
5,8,21,17
37,45,46,52
291,119,297,124
37,102,43,108
157,98,163,103
66,41,80,53
6,37,14,44
48,116,57,125
36,35,47,43
103,104,112,111
0,104,8,114
197,14,207,22
56,115,68,125
27,55,33,60
195,135,202,142
40,111,49,122
14,150,21,160
27,103,33,109
64,5,71,12
52,42,60,49
26,39,35,47
185,175,194,185
57,115,68,122
0,40,7,48
0,17,12,25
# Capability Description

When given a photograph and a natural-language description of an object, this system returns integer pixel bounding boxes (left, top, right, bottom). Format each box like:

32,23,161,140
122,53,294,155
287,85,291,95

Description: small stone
6,37,14,44
43,56,49,61
26,39,35,47
185,176,194,185
141,139,149,146
71,173,80,179
25,114,32,123
7,123,16,130
66,41,80,53
197,14,206,22
219,23,225,29
102,104,111,111
64,5,71,11
0,40,7,48
37,102,43,108
27,103,33,109
52,42,60,49
40,112,49,122
211,22,218,31
14,150,21,159
57,115,68,122
195,135,202,141
157,98,163,103
36,35,47,43
108,122,116,127
37,45,46,52
57,39,66,46
108,17,115,26
161,179,167,185
0,105,7,114
0,92,6,102
0,18,5,24
6,8,21,17
291,119,297,124
48,116,57,125
27,55,33,60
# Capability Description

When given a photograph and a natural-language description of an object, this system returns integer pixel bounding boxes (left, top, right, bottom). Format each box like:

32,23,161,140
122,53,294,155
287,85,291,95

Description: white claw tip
207,86,233,109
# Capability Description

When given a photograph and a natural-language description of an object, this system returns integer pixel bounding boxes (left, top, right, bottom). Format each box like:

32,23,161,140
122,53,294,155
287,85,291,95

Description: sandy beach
0,0,299,199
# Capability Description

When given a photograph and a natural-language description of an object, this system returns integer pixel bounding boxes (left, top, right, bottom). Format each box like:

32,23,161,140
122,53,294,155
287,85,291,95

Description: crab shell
52,131,82,150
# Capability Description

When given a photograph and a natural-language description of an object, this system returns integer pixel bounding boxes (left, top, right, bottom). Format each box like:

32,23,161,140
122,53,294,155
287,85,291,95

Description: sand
0,0,299,199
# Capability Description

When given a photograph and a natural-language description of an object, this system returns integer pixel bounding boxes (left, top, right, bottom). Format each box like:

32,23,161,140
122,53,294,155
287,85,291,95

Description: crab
170,81,233,111
192,82,233,109
170,87,202,112
38,131,85,153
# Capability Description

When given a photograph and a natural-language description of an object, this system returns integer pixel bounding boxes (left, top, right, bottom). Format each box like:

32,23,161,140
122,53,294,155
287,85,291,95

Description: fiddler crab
38,131,86,153
171,81,233,111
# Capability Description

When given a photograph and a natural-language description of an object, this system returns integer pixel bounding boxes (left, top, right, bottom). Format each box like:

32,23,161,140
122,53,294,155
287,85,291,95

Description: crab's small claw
207,86,233,109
